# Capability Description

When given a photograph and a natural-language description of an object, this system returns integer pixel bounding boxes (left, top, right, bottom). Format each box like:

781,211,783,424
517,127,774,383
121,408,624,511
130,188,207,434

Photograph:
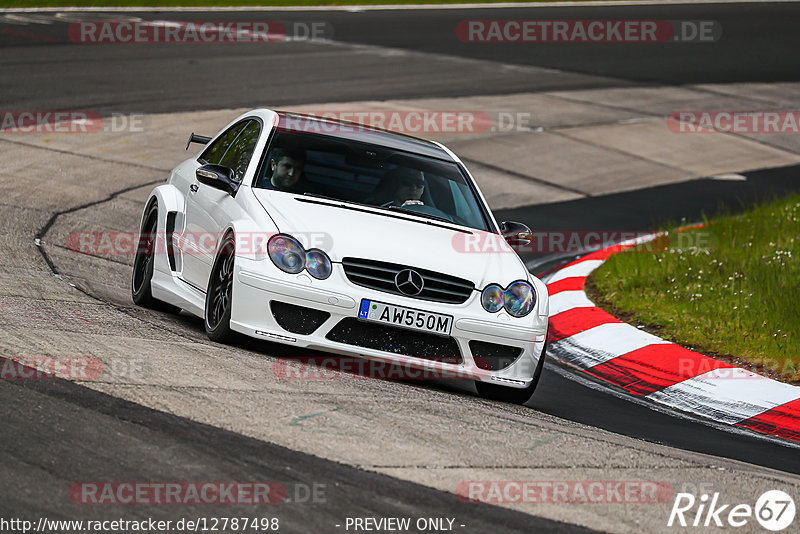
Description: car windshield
253,129,491,231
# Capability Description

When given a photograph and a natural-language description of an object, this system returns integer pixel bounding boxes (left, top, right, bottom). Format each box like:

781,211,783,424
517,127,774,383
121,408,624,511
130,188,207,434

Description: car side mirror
196,164,239,195
500,221,534,248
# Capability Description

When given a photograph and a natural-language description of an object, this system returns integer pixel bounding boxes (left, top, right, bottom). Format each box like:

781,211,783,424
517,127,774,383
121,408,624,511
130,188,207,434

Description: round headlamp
305,250,332,280
502,281,536,318
268,235,305,274
481,284,504,313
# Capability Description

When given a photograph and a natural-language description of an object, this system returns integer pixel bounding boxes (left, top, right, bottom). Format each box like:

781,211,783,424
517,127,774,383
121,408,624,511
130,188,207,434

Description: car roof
273,111,455,161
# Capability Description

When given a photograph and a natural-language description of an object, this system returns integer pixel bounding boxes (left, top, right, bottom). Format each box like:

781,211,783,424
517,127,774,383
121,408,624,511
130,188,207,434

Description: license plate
358,299,453,336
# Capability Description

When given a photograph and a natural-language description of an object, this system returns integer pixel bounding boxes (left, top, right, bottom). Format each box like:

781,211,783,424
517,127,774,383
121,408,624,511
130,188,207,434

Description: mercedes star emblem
395,269,424,296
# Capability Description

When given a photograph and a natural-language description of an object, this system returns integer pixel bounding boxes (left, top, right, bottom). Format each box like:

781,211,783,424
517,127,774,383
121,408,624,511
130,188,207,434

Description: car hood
251,190,529,288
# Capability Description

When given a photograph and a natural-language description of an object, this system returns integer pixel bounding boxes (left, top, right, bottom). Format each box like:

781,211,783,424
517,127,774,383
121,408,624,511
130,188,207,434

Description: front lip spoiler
489,375,530,387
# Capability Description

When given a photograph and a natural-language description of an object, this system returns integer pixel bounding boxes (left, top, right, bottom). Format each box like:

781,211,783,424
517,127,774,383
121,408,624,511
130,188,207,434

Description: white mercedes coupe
132,109,549,403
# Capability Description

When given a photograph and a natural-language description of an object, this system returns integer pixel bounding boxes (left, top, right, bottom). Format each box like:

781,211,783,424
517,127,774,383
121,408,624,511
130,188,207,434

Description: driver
368,168,425,207
264,147,306,192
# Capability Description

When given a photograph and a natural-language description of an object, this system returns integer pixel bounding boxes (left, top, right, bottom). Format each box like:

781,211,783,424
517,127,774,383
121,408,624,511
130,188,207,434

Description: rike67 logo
668,490,795,531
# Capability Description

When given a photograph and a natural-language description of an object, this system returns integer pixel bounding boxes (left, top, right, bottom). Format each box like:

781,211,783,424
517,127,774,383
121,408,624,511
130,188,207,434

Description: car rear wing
186,133,211,150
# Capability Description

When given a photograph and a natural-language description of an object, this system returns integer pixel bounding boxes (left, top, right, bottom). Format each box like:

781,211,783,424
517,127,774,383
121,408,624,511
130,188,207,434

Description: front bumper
230,258,548,387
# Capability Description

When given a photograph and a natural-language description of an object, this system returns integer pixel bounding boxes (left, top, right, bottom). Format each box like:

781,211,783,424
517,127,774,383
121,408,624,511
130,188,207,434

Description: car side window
217,121,261,183
200,122,248,165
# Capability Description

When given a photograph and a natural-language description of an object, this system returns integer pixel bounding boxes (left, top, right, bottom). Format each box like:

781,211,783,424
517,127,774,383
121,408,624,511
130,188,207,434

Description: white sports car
132,109,549,403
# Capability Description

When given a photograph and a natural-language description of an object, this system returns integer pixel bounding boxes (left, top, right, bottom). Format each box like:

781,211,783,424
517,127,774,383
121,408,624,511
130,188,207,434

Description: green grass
0,0,583,7
588,195,800,384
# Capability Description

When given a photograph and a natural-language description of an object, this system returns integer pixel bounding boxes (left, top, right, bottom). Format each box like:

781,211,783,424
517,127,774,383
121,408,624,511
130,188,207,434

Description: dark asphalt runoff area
2,2,800,531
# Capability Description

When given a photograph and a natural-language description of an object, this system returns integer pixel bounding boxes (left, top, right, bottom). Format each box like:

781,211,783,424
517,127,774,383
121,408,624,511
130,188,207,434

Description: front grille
270,301,330,335
326,318,462,363
469,341,523,371
341,257,474,304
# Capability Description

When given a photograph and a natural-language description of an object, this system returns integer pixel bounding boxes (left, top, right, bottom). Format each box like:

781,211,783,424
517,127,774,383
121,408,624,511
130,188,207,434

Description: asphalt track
2,3,800,112
2,3,800,532
1,366,592,533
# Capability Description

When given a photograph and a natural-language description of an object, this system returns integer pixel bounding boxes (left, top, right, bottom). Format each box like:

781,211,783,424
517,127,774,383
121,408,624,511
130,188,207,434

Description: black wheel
131,203,180,313
475,332,547,404
204,234,236,343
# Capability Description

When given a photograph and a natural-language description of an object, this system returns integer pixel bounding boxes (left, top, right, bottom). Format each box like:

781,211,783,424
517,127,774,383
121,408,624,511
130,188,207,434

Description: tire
131,203,181,314
204,233,236,343
475,332,547,404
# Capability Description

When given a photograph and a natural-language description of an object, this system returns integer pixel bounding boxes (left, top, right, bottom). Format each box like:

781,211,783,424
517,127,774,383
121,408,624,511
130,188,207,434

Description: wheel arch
216,216,277,262
140,184,185,231
528,274,549,318
216,225,237,256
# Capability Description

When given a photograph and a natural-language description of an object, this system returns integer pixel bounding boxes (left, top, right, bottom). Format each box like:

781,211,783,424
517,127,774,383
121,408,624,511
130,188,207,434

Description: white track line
547,259,604,283
549,290,595,316
649,369,800,425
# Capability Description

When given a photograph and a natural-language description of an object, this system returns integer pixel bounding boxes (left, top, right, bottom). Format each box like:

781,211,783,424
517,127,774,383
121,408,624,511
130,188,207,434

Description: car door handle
190,183,199,193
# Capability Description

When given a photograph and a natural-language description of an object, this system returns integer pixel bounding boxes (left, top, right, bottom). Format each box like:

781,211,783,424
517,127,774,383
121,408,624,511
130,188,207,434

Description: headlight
268,235,305,274
305,249,332,279
503,281,536,317
481,284,504,312
481,281,536,317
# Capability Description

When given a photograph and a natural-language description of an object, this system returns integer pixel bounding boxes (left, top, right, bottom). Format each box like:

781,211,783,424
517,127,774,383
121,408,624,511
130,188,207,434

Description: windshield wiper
302,192,344,203
302,193,458,226
383,205,456,225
